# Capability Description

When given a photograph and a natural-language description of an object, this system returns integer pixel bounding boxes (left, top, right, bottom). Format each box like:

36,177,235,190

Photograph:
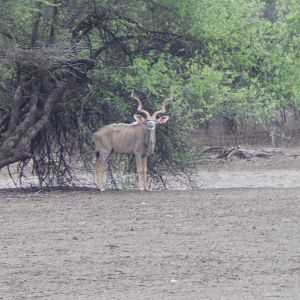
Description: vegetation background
0,0,299,188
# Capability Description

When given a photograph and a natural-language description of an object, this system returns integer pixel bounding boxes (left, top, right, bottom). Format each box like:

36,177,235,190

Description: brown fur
94,93,170,191
94,122,158,191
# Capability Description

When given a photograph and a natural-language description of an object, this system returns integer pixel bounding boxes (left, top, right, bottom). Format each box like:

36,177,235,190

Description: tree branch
7,85,23,135
0,27,14,39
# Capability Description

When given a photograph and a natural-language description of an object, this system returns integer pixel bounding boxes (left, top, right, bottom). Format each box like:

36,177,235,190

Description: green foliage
124,55,188,124
181,0,300,128
184,63,226,122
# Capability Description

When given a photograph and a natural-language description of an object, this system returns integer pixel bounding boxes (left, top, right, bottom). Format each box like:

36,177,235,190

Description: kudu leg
95,151,110,192
141,156,148,191
135,155,145,191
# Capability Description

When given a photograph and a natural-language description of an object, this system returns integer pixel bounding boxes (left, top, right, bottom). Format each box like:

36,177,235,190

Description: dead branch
204,146,284,160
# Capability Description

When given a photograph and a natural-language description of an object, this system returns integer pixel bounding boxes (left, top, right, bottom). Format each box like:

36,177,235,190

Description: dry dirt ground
0,149,300,300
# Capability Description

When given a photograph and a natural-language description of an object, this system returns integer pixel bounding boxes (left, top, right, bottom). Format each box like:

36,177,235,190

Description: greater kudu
94,92,171,191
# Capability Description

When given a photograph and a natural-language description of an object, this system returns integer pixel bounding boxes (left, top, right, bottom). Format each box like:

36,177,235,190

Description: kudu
94,92,171,191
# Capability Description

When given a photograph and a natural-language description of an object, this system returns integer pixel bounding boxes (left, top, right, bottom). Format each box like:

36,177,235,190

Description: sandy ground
0,189,299,300
0,148,300,299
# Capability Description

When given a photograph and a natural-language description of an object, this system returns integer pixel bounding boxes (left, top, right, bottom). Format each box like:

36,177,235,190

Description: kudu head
130,91,171,129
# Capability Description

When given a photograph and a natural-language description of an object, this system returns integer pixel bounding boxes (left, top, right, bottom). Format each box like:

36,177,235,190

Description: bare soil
0,149,300,299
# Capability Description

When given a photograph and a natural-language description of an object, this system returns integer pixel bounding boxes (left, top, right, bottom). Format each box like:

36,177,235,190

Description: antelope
93,92,171,191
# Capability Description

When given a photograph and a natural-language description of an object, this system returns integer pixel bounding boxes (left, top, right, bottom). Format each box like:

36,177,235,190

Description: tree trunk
48,1,59,44
0,82,71,169
270,121,281,147
31,2,42,46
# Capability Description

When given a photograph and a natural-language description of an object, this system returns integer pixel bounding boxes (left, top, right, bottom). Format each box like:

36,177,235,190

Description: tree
0,0,197,187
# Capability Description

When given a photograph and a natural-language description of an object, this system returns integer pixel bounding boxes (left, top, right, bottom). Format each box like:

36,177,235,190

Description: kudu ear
157,115,169,124
134,114,145,123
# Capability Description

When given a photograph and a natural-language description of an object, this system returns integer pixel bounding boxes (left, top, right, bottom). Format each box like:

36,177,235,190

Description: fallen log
204,146,284,160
